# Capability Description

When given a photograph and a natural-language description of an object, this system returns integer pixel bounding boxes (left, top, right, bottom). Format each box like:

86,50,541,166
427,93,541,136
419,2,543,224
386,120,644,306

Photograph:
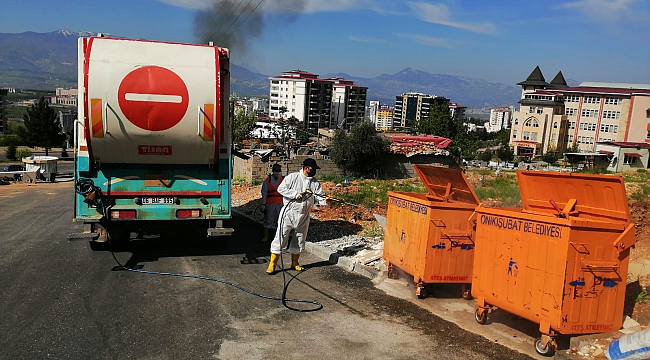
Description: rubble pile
389,141,450,157
385,134,452,157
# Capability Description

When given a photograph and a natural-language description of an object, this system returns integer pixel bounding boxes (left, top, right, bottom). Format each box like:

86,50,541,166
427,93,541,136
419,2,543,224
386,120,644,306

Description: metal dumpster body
471,171,636,356
384,165,479,299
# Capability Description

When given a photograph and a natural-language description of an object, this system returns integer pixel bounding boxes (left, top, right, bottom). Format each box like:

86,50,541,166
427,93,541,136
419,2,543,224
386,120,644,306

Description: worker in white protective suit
266,158,327,274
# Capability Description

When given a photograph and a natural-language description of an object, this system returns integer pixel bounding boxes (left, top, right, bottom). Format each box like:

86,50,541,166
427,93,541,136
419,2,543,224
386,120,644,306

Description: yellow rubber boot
291,254,304,271
266,253,279,275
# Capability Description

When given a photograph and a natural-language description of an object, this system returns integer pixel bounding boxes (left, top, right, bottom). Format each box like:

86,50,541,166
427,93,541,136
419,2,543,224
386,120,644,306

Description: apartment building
485,106,512,133
393,92,449,129
510,66,650,156
376,105,394,131
449,103,467,122
59,110,77,129
327,78,368,129
269,70,332,130
367,100,380,125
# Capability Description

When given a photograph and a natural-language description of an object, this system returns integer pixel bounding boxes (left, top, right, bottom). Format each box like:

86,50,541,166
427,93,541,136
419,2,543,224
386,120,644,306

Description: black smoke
193,0,305,55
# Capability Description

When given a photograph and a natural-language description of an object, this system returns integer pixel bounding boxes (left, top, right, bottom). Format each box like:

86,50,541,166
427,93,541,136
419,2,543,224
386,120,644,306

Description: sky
2,0,649,86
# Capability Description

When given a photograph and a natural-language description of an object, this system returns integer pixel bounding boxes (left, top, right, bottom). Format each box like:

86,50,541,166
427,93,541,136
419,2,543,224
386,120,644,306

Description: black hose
275,192,323,312
107,240,322,310
100,187,322,312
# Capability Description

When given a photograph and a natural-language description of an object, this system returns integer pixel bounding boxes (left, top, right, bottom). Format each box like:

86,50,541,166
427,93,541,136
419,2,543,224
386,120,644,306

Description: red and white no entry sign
117,66,189,131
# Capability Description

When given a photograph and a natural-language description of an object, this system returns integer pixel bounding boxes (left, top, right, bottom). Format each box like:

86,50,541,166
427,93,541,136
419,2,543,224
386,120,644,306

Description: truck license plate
141,197,174,205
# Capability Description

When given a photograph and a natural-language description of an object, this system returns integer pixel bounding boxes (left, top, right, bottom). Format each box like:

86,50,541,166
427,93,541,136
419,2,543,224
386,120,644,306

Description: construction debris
385,134,452,157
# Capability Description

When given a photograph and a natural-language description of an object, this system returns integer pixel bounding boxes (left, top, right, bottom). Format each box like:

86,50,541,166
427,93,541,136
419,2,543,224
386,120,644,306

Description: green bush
5,145,17,160
0,135,22,146
637,169,647,173
15,149,33,160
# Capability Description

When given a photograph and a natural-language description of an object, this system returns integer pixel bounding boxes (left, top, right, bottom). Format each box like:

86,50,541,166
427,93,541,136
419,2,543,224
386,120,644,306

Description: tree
5,144,17,161
231,109,258,144
16,97,64,156
416,108,437,135
420,102,458,139
497,145,515,163
330,121,390,178
478,150,493,162
540,146,560,166
494,129,511,145
453,128,480,160
417,102,481,161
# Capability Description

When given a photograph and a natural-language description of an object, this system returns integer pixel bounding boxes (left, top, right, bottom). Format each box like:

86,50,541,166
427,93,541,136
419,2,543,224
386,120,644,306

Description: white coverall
270,170,327,254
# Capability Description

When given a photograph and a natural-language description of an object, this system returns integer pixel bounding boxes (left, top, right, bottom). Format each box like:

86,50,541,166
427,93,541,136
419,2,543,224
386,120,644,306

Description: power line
206,0,249,42
222,0,265,40
193,0,234,44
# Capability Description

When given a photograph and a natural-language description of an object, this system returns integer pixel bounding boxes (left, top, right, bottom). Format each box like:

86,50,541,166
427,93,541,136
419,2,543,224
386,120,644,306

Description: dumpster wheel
387,264,398,279
534,336,556,357
461,284,473,300
474,308,488,324
416,281,428,299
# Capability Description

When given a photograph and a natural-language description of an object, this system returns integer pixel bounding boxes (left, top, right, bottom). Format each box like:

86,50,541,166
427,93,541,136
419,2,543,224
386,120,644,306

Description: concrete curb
233,209,382,280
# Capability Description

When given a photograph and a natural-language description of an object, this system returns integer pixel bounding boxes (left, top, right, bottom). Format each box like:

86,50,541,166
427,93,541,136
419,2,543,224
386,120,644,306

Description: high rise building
376,105,394,131
269,70,368,130
509,66,650,156
449,103,467,123
269,70,332,130
328,78,367,129
485,107,512,133
393,92,449,129
367,100,380,125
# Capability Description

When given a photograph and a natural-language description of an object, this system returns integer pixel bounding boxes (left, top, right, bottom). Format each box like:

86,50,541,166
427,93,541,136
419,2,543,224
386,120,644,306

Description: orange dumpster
471,171,636,357
383,165,479,299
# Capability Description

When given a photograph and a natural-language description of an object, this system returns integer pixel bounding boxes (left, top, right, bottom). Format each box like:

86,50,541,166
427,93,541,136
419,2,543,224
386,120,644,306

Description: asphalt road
0,182,532,360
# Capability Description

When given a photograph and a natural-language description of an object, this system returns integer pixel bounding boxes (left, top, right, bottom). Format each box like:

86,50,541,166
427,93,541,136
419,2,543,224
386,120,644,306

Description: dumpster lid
517,171,631,223
413,165,480,204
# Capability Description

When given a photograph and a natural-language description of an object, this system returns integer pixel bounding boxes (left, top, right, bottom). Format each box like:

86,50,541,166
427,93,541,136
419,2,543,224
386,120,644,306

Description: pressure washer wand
311,191,373,216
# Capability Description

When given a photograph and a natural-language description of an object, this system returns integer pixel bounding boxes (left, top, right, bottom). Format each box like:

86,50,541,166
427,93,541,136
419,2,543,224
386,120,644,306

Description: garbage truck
68,36,234,249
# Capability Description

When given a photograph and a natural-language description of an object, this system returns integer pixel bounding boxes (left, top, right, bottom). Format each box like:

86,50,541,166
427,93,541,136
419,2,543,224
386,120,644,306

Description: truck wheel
534,337,555,357
89,241,109,251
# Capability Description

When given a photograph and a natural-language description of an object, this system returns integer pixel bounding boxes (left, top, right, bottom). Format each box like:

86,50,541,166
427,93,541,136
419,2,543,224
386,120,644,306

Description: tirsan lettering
479,214,562,239
138,145,173,155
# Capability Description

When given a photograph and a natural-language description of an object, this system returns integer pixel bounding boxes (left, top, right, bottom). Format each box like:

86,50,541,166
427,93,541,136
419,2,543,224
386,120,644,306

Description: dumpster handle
613,223,637,252
549,199,566,218
580,259,620,272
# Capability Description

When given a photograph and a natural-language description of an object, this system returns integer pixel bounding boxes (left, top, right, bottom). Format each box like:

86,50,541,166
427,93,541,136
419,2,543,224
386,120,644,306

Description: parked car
3,165,25,172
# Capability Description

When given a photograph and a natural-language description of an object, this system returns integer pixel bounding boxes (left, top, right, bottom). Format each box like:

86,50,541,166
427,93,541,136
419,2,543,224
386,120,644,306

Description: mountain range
0,30,530,108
